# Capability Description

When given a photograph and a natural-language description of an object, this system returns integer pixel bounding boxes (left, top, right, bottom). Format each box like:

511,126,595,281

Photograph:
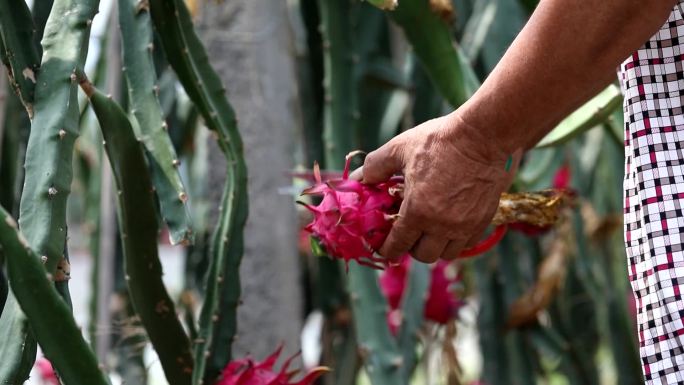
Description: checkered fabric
622,3,684,384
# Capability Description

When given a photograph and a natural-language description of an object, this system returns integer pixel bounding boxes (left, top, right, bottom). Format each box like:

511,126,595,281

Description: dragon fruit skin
35,358,59,385
424,259,464,324
380,256,463,334
300,158,402,269
216,345,328,385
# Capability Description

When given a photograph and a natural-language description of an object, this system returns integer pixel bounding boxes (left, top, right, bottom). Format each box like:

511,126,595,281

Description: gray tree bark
197,0,304,360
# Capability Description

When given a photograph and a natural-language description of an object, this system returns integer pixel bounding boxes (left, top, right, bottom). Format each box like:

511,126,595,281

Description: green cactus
118,0,193,245
0,0,99,381
535,85,622,148
318,0,358,164
0,0,40,115
0,207,109,385
396,262,429,373
348,265,405,384
31,0,55,53
316,2,367,385
148,1,249,383
78,74,194,385
389,0,469,108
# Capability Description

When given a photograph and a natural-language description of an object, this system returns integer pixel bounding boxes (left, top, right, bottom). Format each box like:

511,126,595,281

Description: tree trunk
197,0,303,359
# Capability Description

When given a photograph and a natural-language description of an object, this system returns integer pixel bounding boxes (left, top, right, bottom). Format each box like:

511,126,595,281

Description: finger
361,139,404,184
378,216,421,259
439,237,469,261
349,165,364,181
410,235,448,264
464,220,491,248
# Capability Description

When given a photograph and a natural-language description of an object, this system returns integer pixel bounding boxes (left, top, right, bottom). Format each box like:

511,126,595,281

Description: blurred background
0,0,638,384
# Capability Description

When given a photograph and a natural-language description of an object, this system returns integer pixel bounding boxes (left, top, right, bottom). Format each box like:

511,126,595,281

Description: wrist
443,110,513,170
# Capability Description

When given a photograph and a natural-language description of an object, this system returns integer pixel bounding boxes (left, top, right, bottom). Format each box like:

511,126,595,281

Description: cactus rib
0,207,109,385
0,0,100,381
148,1,249,383
118,0,193,245
0,0,40,116
78,75,194,385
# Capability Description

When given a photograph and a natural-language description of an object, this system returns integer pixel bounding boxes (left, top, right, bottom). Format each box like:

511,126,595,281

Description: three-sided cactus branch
78,72,194,385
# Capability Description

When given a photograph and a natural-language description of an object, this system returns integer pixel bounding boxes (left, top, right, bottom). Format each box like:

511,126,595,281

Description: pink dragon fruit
380,256,464,334
215,345,328,385
300,153,505,269
35,358,59,385
300,154,403,269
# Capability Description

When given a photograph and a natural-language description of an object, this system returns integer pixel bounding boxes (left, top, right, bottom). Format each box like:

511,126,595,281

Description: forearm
457,0,677,154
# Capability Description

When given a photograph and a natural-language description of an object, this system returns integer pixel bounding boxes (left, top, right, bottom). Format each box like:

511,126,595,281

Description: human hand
352,112,520,263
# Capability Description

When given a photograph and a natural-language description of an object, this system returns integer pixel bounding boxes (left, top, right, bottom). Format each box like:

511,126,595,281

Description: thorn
58,129,66,139
48,187,58,196
179,192,188,202
172,159,181,168
41,256,47,264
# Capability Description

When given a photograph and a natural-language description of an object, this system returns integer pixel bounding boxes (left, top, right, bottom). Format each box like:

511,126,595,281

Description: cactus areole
300,153,506,269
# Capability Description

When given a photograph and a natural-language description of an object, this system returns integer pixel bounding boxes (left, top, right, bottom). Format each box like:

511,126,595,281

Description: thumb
353,140,404,184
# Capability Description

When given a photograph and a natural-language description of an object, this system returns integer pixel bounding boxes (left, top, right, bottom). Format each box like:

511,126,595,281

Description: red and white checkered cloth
622,3,684,384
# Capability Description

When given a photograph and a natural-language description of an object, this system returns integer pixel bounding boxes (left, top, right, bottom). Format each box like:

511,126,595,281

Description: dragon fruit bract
300,154,402,269
216,345,328,385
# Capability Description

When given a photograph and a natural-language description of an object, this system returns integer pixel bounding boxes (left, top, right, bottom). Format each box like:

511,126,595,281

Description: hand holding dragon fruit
300,152,506,269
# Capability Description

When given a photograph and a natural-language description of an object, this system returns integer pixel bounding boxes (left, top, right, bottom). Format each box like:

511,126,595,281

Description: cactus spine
118,0,193,245
0,207,109,385
148,1,249,383
78,74,194,385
